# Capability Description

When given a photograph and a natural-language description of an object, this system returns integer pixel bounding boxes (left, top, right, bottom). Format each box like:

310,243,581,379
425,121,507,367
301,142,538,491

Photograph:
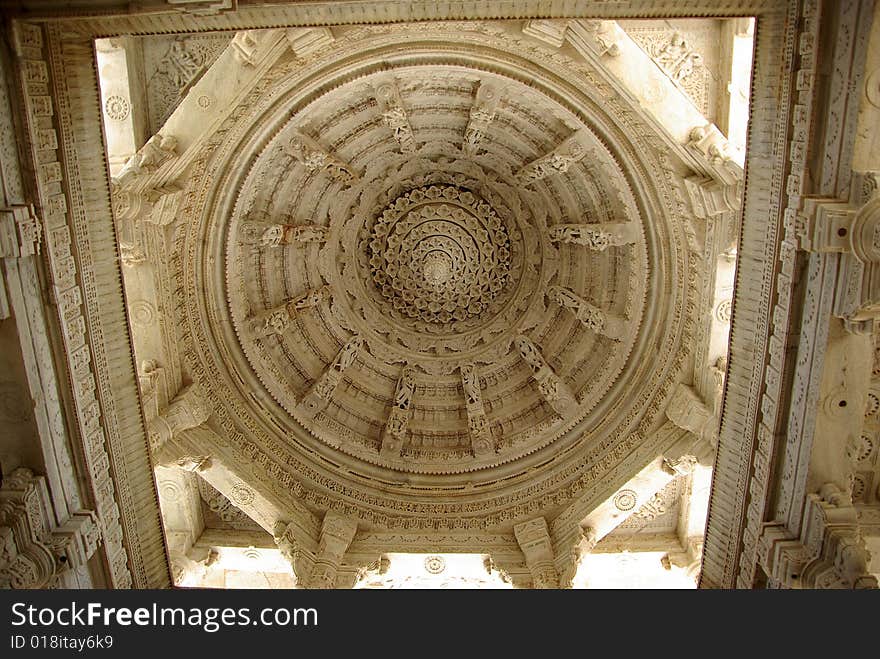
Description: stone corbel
297,335,363,424
230,31,261,66
566,20,622,58
463,81,502,156
380,366,415,457
460,363,494,457
551,521,596,588
247,286,330,338
685,124,742,186
665,537,704,581
1,469,101,588
148,383,211,457
285,28,334,59
0,205,42,259
514,131,589,185
513,517,560,588
665,383,718,448
759,483,878,589
371,76,416,153
547,285,626,340
514,335,576,416
300,512,358,589
683,176,742,220
522,20,570,48
239,222,328,246
797,191,880,327
548,222,639,250
287,131,359,186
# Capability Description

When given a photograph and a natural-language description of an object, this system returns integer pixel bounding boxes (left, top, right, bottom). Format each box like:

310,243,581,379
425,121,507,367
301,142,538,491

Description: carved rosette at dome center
365,185,513,329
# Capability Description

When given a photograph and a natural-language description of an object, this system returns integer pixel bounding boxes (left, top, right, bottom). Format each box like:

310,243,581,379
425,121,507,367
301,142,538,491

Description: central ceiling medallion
366,185,512,329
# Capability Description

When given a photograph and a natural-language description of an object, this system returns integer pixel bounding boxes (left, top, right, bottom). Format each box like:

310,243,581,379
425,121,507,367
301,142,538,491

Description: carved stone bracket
297,334,363,423
0,205,42,259
379,366,415,457
248,286,330,338
287,130,359,185
685,123,742,186
759,483,878,589
514,131,588,185
460,363,494,457
797,193,880,327
372,76,416,153
1,469,101,588
285,27,334,59
513,517,560,588
239,222,328,246
548,222,638,250
683,176,742,220
148,382,211,456
547,286,626,340
308,512,358,589
665,383,718,447
463,81,502,156
566,20,622,58
522,20,570,48
514,335,576,416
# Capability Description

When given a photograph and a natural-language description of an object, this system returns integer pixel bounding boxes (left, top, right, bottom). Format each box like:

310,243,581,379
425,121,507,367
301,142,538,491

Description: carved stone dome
178,23,693,529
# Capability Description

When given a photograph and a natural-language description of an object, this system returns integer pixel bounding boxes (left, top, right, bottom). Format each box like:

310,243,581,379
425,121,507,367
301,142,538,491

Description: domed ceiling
169,22,696,532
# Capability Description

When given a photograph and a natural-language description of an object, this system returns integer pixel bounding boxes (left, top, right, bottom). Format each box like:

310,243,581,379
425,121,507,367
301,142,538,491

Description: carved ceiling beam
371,76,416,154
463,81,502,156
287,131,359,186
514,334,576,416
547,285,626,340
239,222,328,246
460,363,494,458
247,286,330,338
297,334,364,424
759,483,878,589
1,469,101,589
514,131,588,186
548,222,638,250
379,366,415,458
513,517,560,588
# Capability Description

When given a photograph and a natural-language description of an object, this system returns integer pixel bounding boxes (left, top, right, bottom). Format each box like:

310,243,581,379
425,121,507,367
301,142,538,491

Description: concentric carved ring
366,185,512,327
